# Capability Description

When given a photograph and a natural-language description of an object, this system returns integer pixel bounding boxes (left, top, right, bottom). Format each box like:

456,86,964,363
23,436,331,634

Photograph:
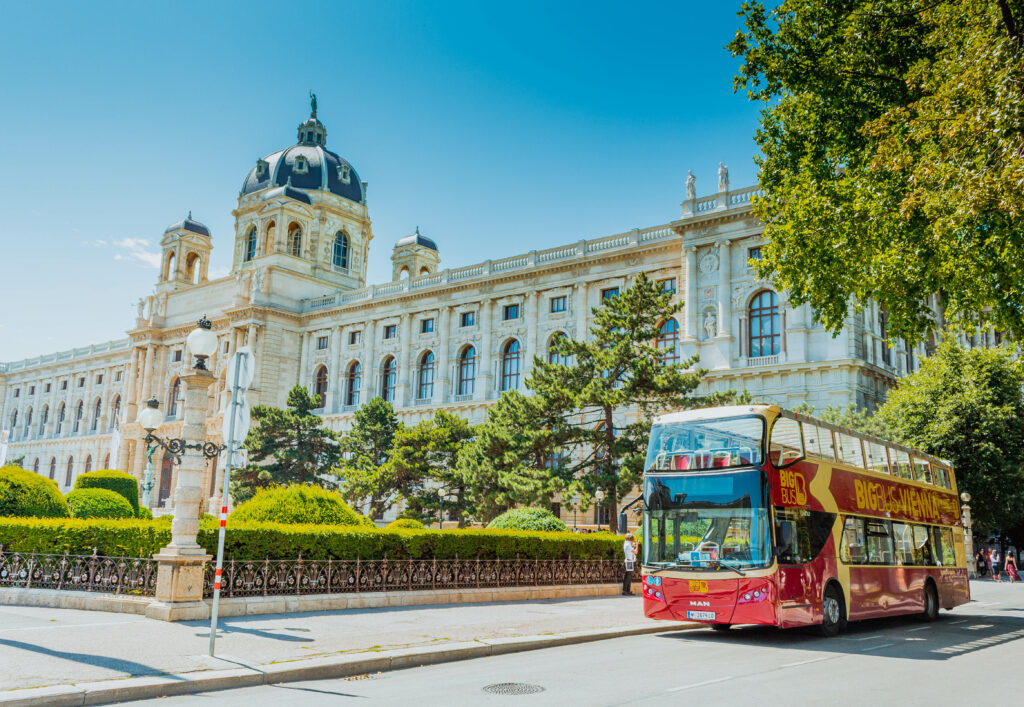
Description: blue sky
0,0,762,361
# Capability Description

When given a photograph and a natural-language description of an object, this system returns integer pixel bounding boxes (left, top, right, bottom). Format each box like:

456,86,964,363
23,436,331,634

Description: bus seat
712,454,730,468
673,455,690,470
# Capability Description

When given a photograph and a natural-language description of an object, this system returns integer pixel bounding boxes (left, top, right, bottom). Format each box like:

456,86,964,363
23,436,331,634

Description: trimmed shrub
230,485,374,527
0,518,620,560
66,489,134,520
487,507,567,532
0,465,70,518
74,470,139,514
386,518,426,531
137,507,154,520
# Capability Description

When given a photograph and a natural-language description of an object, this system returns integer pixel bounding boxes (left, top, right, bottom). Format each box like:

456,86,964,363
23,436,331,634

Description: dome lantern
297,91,327,147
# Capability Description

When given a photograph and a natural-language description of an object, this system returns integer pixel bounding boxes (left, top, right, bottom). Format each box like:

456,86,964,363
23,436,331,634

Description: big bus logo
780,469,808,505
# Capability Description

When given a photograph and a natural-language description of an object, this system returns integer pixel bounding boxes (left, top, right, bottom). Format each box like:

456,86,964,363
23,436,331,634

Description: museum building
0,104,923,521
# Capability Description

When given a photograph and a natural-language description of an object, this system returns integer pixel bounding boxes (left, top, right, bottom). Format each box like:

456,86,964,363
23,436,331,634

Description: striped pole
209,350,244,657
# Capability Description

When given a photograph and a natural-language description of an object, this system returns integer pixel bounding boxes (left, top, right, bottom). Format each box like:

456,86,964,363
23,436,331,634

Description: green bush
0,465,70,518
74,470,139,515
0,518,620,560
386,518,426,530
137,507,153,520
230,485,374,527
487,507,567,532
66,488,135,520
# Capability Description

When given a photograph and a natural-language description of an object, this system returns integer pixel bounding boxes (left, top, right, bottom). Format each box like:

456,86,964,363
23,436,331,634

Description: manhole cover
483,683,545,695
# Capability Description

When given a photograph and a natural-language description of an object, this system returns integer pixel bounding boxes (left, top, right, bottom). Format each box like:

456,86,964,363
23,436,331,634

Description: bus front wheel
820,585,846,637
710,624,731,632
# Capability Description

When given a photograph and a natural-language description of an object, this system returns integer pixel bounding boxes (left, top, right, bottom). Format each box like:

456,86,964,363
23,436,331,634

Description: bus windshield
645,415,765,472
643,470,772,570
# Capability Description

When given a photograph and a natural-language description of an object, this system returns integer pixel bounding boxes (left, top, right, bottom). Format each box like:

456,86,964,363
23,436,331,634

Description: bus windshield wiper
715,559,746,576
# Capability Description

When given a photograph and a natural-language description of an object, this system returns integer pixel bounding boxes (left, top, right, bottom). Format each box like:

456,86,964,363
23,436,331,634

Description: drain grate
483,683,545,695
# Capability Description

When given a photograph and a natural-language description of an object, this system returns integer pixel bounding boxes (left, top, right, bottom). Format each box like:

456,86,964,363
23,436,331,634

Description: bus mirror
618,511,628,535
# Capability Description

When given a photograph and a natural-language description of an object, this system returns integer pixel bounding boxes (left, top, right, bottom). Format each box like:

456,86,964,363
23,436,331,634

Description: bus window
840,516,866,564
892,522,915,564
912,524,933,565
770,417,804,467
774,507,836,564
865,441,888,475
932,527,957,567
912,457,932,484
837,433,865,468
891,448,912,479
865,519,894,564
803,423,836,461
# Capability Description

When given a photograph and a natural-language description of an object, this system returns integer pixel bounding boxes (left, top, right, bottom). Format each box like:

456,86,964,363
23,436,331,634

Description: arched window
244,227,257,262
419,266,431,275
657,318,680,365
501,340,521,392
417,351,435,400
288,223,302,257
879,308,891,365
73,401,83,433
40,405,48,435
381,357,397,402
314,365,328,402
399,266,410,279
749,290,781,357
164,251,176,281
33,458,39,474
56,403,65,434
65,457,74,486
10,410,16,430
548,332,570,365
333,232,349,269
92,398,102,431
345,361,361,407
265,220,276,254
110,396,121,430
458,346,476,396
168,378,182,418
84,455,92,474
185,252,201,284
48,457,56,480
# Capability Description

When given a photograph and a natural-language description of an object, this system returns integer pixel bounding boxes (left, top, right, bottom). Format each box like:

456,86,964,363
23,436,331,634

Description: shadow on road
0,638,182,680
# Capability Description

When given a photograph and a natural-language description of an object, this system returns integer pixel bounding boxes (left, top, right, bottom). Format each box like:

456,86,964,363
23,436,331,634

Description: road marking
0,619,144,633
862,643,895,652
780,656,834,668
840,634,882,641
949,619,969,625
907,626,931,632
668,676,733,692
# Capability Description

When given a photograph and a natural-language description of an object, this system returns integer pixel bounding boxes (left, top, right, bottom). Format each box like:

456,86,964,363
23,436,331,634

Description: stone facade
0,105,928,521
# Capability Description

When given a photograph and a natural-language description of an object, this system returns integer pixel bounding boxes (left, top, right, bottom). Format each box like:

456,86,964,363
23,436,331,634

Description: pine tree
230,385,341,504
338,397,401,519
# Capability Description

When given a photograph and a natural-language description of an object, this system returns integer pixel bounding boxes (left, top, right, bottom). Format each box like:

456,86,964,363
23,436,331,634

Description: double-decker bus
640,405,969,636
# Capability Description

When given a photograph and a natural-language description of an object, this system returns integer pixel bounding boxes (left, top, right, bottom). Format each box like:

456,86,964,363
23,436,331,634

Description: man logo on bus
780,469,808,506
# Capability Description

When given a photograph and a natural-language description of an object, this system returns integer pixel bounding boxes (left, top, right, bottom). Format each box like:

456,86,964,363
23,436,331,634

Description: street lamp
437,487,446,530
961,491,975,578
186,316,218,371
595,489,605,532
136,398,164,509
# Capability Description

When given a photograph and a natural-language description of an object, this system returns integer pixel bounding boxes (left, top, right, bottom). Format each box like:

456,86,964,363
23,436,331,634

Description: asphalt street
137,580,1024,706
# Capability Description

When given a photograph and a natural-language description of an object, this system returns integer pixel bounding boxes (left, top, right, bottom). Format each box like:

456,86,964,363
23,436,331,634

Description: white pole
209,350,244,656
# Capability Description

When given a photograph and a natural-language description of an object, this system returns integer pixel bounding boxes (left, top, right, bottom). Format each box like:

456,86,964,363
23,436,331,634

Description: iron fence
0,546,158,596
202,556,622,598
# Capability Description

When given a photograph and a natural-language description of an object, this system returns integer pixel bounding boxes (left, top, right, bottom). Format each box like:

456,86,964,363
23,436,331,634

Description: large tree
874,341,1024,536
527,272,735,525
337,397,401,519
230,385,341,504
457,390,573,523
729,1,1024,342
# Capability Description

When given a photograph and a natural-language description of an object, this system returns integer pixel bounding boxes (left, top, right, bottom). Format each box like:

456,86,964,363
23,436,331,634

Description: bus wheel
711,624,731,632
922,583,939,622
820,585,846,637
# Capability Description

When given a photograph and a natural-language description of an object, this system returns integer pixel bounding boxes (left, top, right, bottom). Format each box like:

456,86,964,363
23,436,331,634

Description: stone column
476,299,493,401
362,319,377,402
141,345,155,401
147,368,214,622
524,291,539,381
436,306,451,403
398,313,412,406
684,246,698,340
575,283,589,341
716,240,732,337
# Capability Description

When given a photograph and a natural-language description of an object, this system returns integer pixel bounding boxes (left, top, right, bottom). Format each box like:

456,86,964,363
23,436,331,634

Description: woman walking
622,532,638,596
1005,552,1020,583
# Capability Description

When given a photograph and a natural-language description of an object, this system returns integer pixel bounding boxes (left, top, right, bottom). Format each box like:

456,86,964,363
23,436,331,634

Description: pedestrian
991,548,1002,582
1005,552,1020,583
622,532,638,596
976,549,988,577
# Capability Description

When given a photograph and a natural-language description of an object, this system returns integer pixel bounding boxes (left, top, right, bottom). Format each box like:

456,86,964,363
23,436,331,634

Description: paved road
141,580,1024,706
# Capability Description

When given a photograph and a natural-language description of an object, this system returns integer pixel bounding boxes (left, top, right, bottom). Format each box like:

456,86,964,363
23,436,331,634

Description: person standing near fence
622,532,638,596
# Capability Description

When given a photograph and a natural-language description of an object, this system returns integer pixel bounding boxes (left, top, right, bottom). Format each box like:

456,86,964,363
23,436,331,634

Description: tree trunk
604,405,618,534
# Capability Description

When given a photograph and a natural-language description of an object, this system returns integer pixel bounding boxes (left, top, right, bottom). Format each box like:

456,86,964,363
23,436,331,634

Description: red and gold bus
641,405,969,636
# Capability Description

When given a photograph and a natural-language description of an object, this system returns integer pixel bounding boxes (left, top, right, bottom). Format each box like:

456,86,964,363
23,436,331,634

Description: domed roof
164,212,210,237
395,227,438,251
240,97,363,204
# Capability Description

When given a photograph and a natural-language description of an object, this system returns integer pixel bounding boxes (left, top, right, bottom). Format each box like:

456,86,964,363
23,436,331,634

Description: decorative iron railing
202,556,622,598
0,547,158,596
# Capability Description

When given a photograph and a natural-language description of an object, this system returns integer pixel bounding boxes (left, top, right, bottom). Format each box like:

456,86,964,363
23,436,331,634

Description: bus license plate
687,611,716,621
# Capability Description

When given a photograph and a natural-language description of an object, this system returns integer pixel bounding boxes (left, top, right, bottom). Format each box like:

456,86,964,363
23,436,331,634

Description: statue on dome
686,170,696,200
309,90,318,118
718,162,730,192
136,298,146,318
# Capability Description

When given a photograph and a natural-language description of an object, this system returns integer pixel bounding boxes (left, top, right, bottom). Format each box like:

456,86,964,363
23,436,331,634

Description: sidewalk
0,594,689,702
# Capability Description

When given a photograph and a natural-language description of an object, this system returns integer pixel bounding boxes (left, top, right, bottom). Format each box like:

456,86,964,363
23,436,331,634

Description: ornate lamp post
595,489,605,532
961,492,975,579
437,487,446,530
147,317,225,621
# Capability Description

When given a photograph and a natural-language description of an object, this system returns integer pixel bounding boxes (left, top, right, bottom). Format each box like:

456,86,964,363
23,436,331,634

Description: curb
0,621,699,706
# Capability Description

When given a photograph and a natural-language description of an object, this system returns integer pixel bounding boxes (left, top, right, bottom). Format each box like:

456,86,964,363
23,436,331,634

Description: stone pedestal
146,548,211,620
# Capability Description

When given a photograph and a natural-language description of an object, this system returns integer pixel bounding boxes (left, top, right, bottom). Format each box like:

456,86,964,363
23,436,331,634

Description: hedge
0,466,70,518
487,507,567,532
65,489,135,520
73,470,139,515
230,485,374,527
0,518,621,560
385,518,426,530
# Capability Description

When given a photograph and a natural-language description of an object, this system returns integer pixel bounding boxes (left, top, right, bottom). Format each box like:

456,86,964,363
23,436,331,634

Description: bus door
774,508,833,626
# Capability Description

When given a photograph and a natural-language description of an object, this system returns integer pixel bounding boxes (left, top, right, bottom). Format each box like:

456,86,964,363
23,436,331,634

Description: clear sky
0,0,762,362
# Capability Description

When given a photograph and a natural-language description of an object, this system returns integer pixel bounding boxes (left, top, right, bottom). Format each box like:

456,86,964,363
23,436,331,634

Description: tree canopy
729,0,1024,342
338,397,401,519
